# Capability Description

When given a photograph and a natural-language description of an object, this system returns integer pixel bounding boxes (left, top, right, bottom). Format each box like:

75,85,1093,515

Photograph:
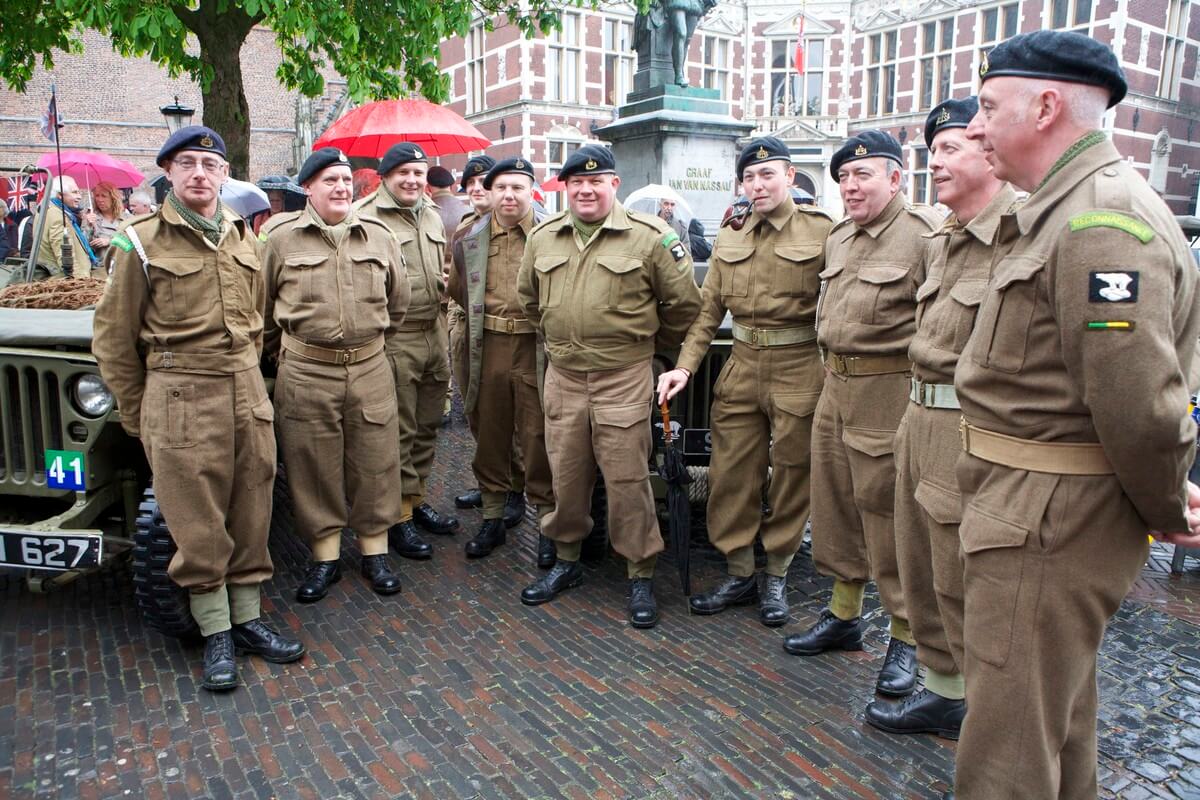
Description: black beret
297,147,351,186
736,136,791,177
378,142,428,176
830,130,903,180
483,156,536,189
156,125,226,167
427,166,455,188
924,96,979,147
558,144,616,181
980,30,1127,108
460,155,496,190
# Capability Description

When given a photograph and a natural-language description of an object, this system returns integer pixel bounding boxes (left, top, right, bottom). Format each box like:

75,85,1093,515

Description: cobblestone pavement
2,416,1200,800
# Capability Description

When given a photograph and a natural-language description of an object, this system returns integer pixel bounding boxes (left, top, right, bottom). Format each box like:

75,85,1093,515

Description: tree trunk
189,5,256,178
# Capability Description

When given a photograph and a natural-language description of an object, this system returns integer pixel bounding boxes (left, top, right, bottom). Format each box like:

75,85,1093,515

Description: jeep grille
0,365,64,485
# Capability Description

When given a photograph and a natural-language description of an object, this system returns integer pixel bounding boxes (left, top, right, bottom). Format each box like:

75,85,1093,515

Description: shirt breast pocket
284,252,330,304
147,256,212,322
972,256,1045,374
534,255,570,308
943,278,987,354
852,264,911,326
713,245,752,298
594,255,642,310
773,243,822,298
485,244,502,291
351,253,389,305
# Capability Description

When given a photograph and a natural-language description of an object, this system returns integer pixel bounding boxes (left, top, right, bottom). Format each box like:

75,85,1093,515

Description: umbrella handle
659,402,672,446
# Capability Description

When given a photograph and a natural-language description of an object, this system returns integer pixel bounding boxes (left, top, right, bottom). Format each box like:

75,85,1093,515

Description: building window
603,19,634,107
1160,0,1188,100
1049,0,1091,30
466,24,485,114
702,35,731,99
546,139,583,214
978,4,1018,93
1003,3,1019,37
919,18,956,111
867,31,898,116
545,13,581,103
768,36,826,116
912,147,935,205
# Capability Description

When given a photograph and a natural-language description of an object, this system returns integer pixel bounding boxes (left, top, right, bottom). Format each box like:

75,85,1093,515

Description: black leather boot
689,574,759,615
465,519,507,559
231,619,306,663
782,609,863,656
503,491,526,528
865,688,965,739
361,554,402,595
876,638,918,697
201,630,238,691
413,503,459,535
455,488,482,509
296,560,340,603
536,535,557,569
628,578,659,629
759,575,789,628
388,522,432,560
521,560,583,605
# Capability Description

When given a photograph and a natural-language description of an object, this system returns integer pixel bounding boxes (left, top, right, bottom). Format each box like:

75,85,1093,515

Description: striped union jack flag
0,175,43,213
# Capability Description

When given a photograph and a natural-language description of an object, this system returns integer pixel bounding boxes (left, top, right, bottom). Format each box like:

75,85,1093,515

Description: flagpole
49,84,74,278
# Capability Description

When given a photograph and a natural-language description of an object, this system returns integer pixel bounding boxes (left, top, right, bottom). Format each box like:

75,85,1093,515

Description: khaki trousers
467,331,553,518
275,349,403,553
707,341,823,575
541,360,661,563
954,457,1150,799
810,369,909,621
140,368,276,593
387,321,451,503
894,403,965,677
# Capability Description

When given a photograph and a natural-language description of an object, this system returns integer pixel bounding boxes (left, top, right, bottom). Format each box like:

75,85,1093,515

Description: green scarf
571,214,603,243
168,191,225,246
1034,130,1107,193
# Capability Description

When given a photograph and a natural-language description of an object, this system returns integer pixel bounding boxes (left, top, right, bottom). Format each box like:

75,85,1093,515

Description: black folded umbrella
659,402,692,598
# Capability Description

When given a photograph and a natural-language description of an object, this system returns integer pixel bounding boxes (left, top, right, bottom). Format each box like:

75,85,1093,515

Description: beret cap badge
980,51,990,76
756,146,769,159
936,107,952,125
585,158,598,170
199,135,215,148
854,144,868,156
515,159,525,169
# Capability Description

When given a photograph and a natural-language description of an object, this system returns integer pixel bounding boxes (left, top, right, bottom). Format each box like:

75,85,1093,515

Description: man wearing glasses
94,126,305,693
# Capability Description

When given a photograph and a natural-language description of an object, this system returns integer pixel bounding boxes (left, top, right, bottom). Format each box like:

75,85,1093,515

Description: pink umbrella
37,150,145,190
313,99,490,158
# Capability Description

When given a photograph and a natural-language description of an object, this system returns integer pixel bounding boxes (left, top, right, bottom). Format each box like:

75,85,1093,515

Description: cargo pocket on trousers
960,504,1030,668
593,402,651,483
163,385,196,449
542,369,562,421
362,399,396,426
249,397,277,485
771,391,821,466
914,478,963,526
842,426,897,513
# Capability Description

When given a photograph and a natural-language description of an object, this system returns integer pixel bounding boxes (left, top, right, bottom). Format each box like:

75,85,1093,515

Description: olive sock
765,551,795,578
627,555,657,580
830,579,865,621
890,616,917,646
556,540,582,562
725,546,756,578
359,531,389,557
481,490,508,519
189,588,232,637
924,668,965,700
227,584,261,626
310,534,341,562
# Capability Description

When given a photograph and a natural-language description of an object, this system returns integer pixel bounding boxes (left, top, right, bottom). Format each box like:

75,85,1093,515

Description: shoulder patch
661,231,680,249
1089,271,1139,303
669,241,687,263
110,233,133,252
1069,211,1155,244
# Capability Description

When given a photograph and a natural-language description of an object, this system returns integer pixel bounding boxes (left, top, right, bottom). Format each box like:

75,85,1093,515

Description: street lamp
160,96,195,134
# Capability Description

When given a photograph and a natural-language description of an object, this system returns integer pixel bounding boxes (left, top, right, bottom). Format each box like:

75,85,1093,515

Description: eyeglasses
172,158,226,174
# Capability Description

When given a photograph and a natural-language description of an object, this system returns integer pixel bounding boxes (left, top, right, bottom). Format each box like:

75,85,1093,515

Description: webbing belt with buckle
909,377,960,410
281,332,385,365
482,314,535,335
824,352,912,377
958,418,1114,475
731,321,817,347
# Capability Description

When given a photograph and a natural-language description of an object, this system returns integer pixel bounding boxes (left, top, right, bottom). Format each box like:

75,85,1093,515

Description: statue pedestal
595,85,754,235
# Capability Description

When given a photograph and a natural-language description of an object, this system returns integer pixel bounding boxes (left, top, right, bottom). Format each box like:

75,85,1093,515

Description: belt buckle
506,318,516,334
828,353,846,374
958,415,969,451
750,328,759,344
339,348,355,365
162,352,174,369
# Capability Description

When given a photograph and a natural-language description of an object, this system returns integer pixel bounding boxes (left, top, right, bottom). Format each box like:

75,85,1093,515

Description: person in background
0,201,12,261
253,190,286,235
658,198,691,257
128,191,155,216
32,176,97,279
85,181,129,263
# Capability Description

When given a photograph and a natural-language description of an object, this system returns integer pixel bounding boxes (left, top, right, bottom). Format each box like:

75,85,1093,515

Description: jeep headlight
72,374,114,418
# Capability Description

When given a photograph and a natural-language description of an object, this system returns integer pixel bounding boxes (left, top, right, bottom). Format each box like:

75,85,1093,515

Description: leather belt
732,321,817,347
281,332,385,365
482,314,535,335
396,317,438,331
824,352,912,377
959,418,1114,475
910,377,960,410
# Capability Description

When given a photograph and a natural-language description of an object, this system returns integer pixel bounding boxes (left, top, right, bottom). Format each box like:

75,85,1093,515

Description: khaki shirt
93,201,263,436
354,190,445,322
956,137,1200,532
677,199,834,374
910,184,1019,385
258,205,409,357
518,202,702,372
818,192,942,356
484,211,533,318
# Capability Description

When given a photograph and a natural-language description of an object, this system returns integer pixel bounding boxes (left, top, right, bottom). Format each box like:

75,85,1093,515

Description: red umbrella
37,150,145,190
313,99,490,158
540,176,565,192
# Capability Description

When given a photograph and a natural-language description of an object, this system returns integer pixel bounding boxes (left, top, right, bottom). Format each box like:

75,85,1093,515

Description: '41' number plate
45,450,86,491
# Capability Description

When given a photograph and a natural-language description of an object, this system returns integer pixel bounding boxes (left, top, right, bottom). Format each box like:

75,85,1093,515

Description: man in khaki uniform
449,157,554,562
260,147,411,602
656,137,832,627
356,143,459,556
517,144,701,628
93,126,304,693
783,131,941,700
954,32,1200,797
864,98,1017,741
30,176,97,279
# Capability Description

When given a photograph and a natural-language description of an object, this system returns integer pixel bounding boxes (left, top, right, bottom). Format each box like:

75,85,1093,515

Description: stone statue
634,0,719,88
